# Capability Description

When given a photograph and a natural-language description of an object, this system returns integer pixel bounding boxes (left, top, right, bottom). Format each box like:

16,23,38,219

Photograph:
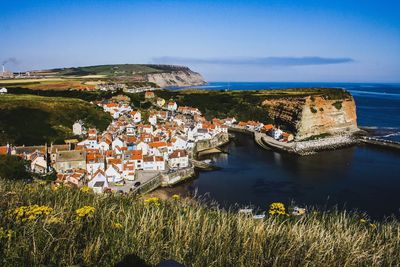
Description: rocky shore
260,133,358,155
291,135,357,155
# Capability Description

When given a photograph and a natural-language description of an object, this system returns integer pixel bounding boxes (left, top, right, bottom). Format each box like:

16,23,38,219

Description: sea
170,82,400,219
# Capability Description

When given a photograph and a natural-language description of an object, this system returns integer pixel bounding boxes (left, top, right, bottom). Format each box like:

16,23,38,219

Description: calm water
174,82,400,218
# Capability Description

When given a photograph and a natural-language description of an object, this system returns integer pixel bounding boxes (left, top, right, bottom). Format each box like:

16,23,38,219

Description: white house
105,164,123,183
148,114,157,125
169,150,189,169
72,121,85,135
88,169,109,193
126,124,136,136
223,117,237,126
142,125,153,134
131,111,141,123
30,152,47,174
86,153,105,175
77,138,99,149
272,128,283,140
122,162,135,181
172,136,188,150
98,140,110,151
167,102,177,111
143,156,165,171
0,87,7,94
194,129,212,140
112,137,125,150
136,142,149,156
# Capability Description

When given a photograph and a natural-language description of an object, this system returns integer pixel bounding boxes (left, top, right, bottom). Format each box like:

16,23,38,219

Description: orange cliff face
262,94,359,140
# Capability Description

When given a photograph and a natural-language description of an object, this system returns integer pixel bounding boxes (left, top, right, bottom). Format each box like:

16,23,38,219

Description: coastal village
0,90,291,194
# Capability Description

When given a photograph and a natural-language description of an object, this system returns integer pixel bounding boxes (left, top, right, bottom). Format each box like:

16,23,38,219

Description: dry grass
0,179,399,266
0,78,98,90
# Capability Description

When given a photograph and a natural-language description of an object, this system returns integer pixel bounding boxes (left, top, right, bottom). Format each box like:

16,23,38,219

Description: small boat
238,208,253,215
203,159,212,164
291,206,306,216
253,214,266,220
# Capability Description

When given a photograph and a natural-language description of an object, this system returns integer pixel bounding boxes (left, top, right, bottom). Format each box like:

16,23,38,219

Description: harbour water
173,82,400,218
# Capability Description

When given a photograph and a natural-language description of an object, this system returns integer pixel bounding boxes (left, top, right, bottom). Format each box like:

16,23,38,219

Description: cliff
146,69,205,87
262,93,359,140
28,64,206,88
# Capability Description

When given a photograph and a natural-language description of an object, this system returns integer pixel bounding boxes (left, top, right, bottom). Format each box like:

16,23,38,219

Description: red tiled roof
170,149,187,159
148,141,167,148
0,146,7,155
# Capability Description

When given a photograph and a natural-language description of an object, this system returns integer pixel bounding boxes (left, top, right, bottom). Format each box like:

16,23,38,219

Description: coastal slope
146,69,205,87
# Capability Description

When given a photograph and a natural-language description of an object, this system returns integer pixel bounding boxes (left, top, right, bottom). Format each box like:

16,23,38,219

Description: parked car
134,181,141,187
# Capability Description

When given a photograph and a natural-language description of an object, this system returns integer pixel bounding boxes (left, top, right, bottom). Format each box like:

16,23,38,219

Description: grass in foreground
0,179,399,266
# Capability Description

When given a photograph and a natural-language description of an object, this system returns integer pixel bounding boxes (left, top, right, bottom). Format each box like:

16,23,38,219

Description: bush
0,155,31,181
332,101,343,110
310,106,318,113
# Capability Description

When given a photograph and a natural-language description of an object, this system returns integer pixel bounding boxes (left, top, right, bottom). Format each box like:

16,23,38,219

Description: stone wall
194,132,229,153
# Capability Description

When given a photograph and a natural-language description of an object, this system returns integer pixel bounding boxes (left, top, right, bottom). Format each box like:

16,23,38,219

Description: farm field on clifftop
0,94,111,145
0,179,399,266
0,78,100,91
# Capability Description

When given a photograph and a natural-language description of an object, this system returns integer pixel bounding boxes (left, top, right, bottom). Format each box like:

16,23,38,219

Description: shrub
310,106,318,113
332,101,343,110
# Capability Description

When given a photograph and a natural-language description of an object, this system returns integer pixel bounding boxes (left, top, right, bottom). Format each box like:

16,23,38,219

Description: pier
254,132,272,150
359,136,400,150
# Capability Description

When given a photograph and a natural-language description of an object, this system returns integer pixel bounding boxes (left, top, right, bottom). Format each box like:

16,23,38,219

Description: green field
0,179,399,266
54,64,188,76
0,94,111,145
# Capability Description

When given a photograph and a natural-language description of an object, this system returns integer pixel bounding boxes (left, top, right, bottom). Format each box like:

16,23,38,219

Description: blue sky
1,0,399,82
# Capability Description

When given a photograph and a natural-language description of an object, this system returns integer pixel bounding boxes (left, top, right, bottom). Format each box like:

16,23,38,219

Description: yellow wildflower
80,186,91,193
360,219,367,224
369,223,377,229
112,222,123,229
144,197,160,207
51,185,59,192
10,205,53,222
172,194,180,201
0,227,14,240
76,206,96,219
46,216,64,225
268,202,287,216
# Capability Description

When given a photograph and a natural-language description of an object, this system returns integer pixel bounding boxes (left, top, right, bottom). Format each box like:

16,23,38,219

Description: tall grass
1,179,399,266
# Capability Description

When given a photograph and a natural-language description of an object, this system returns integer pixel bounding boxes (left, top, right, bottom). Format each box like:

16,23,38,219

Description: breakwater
230,126,356,155
359,136,400,151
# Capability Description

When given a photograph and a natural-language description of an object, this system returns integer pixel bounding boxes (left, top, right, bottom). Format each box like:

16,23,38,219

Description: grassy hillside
0,179,399,266
0,94,111,145
54,64,191,76
155,88,352,123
